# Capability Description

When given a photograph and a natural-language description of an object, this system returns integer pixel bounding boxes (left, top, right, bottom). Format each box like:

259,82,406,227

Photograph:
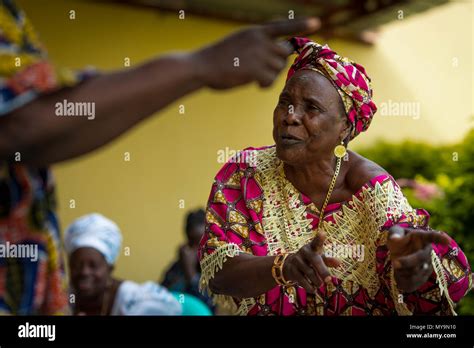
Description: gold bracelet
271,254,285,285
271,253,295,287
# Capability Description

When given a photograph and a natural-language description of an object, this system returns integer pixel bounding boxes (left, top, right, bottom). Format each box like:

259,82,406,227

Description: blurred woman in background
65,213,181,315
162,209,214,314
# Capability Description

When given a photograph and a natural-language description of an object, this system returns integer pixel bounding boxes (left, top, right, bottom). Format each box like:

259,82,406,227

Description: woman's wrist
271,253,295,287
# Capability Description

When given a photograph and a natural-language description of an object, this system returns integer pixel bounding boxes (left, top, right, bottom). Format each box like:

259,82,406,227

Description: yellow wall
17,0,472,282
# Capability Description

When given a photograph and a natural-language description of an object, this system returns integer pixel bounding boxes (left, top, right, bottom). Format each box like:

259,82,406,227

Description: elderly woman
198,38,472,316
65,213,181,315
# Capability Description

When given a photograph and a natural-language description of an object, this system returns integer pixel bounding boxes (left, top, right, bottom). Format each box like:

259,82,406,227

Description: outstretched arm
0,18,320,166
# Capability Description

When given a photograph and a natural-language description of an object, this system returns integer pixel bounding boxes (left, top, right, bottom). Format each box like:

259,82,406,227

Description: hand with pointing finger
387,225,450,293
192,18,321,89
282,231,341,293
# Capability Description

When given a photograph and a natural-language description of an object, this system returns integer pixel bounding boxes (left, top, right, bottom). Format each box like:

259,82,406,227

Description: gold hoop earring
334,140,346,158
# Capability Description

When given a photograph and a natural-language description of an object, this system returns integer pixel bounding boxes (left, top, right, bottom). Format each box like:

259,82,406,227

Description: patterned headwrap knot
286,37,377,140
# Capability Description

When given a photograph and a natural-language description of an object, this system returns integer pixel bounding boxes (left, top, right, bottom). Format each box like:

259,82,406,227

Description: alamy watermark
55,99,95,120
18,322,55,341
379,99,421,120
0,242,38,262
217,147,257,167
324,243,365,262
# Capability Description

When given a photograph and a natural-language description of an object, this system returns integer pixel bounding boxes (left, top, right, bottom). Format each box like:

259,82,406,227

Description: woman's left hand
387,225,450,293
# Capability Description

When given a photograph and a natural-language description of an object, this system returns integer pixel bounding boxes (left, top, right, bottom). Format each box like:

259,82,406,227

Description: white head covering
65,213,122,265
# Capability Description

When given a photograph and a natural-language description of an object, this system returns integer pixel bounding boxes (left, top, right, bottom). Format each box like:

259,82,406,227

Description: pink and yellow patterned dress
198,146,472,316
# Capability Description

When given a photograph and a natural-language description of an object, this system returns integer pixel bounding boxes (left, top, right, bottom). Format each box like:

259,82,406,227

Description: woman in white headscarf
65,213,182,315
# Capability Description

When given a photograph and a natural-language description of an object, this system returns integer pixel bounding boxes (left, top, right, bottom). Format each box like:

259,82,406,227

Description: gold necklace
257,145,346,255
315,142,346,234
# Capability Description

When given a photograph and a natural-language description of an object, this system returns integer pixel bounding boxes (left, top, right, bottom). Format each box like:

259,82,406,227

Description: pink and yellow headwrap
286,37,377,140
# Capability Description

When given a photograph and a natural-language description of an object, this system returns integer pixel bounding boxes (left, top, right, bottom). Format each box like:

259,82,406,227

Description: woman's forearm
209,254,278,299
0,53,203,165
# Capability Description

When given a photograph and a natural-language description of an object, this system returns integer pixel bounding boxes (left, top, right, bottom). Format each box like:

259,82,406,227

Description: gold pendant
334,144,347,158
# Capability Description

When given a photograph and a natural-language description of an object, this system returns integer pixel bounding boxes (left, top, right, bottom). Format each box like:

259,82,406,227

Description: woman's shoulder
346,150,391,193
213,145,274,181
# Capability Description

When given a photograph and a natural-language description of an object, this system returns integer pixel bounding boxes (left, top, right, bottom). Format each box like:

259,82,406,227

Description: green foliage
358,129,474,314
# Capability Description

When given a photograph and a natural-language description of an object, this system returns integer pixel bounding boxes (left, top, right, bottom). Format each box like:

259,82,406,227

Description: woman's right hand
283,231,341,293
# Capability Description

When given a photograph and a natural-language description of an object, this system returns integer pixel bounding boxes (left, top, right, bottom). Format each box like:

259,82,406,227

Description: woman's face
187,223,205,248
273,69,349,165
69,247,112,299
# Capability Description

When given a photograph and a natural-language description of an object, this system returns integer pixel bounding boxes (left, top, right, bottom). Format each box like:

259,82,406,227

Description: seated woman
161,209,215,313
65,213,182,315
198,38,472,316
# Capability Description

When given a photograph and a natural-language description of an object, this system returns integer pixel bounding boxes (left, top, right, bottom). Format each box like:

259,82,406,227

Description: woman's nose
78,264,92,276
284,104,303,125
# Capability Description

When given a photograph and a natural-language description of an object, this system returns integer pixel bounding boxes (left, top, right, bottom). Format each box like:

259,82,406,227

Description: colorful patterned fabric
0,0,88,314
198,147,472,316
0,0,89,115
287,37,377,140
